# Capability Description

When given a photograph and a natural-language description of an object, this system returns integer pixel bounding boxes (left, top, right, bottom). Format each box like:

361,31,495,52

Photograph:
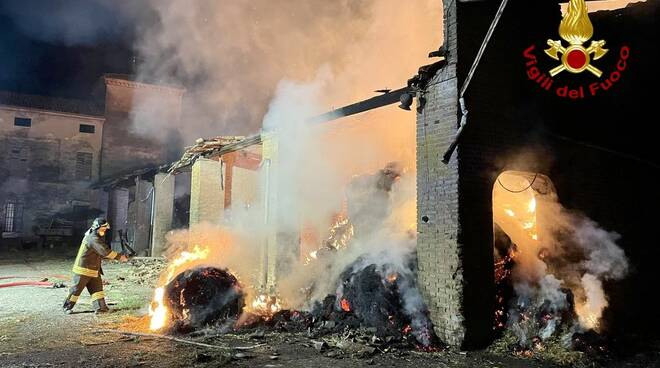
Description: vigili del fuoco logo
523,0,630,99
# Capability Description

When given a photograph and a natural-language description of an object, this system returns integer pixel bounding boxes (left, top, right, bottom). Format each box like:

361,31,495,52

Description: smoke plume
133,0,442,144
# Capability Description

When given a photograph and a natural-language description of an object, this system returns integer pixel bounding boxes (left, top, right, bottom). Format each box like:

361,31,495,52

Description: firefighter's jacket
72,229,120,278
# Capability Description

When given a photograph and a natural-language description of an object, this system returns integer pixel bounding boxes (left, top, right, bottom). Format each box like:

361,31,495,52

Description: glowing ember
386,273,398,283
251,294,281,315
303,217,354,265
325,217,354,251
340,298,351,312
148,245,210,331
303,250,318,266
528,197,537,213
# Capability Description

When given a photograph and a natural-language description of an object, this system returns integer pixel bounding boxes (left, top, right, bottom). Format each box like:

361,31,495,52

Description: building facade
0,92,105,244
0,74,185,249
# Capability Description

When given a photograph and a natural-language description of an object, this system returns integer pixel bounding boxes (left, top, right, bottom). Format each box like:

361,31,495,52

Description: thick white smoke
133,0,441,145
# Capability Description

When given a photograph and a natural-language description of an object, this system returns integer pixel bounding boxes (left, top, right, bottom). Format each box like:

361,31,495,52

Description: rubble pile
168,136,246,173
234,262,440,352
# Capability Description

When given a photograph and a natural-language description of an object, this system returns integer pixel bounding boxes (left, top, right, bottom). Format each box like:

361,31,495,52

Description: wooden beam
307,87,410,124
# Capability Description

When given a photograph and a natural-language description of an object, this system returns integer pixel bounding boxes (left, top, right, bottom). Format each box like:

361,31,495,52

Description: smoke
141,0,439,343
156,69,429,340
0,0,141,46
493,169,629,346
133,0,441,145
574,219,628,280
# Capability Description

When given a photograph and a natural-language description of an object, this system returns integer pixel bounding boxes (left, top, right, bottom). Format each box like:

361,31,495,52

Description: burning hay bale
337,264,408,336
164,267,245,332
306,260,438,348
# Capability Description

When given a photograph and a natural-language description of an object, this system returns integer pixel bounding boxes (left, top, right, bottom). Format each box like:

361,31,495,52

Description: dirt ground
1,251,659,368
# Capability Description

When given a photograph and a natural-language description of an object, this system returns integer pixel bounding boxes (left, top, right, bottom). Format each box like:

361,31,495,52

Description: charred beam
307,87,410,124
212,87,410,157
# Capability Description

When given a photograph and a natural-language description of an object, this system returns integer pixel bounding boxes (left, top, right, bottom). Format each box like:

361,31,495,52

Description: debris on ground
124,258,166,286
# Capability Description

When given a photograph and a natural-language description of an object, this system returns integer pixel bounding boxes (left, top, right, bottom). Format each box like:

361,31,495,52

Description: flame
559,0,594,45
303,250,318,265
326,217,354,251
340,298,351,312
250,294,281,316
149,287,167,330
303,217,354,266
148,245,210,331
386,273,398,283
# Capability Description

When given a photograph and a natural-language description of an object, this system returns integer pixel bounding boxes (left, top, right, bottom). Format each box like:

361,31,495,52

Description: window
2,201,23,233
79,124,95,134
75,152,93,180
14,117,31,127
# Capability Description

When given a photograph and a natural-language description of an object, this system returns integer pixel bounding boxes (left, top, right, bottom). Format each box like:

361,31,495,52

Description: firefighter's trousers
62,274,108,311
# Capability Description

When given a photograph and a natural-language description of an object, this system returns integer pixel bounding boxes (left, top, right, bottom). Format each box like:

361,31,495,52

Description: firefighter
62,217,128,314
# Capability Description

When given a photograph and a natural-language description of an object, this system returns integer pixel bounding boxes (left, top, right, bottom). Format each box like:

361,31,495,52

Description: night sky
0,1,136,99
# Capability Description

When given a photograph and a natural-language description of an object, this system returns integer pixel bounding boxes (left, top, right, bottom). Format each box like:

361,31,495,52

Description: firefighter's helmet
91,217,110,230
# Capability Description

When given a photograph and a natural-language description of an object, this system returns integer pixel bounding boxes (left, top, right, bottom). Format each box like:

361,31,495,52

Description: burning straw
493,171,628,348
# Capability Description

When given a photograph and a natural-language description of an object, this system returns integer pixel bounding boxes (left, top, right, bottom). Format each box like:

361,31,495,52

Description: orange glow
340,298,351,312
250,294,281,316
387,273,398,283
148,245,210,330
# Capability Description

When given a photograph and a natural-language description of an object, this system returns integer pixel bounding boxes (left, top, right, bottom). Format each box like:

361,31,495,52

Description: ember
492,171,628,351
251,294,282,316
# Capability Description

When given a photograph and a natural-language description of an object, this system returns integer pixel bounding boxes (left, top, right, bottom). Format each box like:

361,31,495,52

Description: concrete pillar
151,173,175,257
257,133,300,296
132,179,153,255
92,189,109,217
189,158,225,225
108,188,129,250
231,166,259,211
259,134,278,294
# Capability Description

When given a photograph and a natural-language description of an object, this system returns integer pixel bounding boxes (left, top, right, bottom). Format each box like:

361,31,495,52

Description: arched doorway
492,171,559,337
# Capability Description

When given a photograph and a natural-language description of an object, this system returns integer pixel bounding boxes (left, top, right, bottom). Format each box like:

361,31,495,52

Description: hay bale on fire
164,266,245,332
337,264,407,335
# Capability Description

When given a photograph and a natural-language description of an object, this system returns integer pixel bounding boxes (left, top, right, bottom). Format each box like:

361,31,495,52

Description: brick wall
415,0,469,348
418,0,659,346
189,158,225,225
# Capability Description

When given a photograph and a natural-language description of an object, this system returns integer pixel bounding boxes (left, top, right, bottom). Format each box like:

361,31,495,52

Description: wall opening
2,200,24,233
492,171,558,336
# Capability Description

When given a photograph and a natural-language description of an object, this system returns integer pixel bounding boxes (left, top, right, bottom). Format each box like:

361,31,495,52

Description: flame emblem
545,0,608,77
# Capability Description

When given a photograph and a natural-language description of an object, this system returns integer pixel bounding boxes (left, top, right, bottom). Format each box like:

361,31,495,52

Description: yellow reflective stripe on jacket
91,291,106,301
107,251,118,259
72,265,99,278
73,242,86,269
69,294,79,303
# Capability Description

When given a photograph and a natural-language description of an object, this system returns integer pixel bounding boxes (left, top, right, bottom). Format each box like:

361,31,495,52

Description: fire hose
0,281,56,288
0,276,66,288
